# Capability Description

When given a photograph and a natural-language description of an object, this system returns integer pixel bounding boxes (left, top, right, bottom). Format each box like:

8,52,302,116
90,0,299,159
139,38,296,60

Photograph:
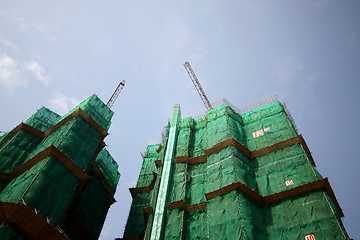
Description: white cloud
0,35,18,51
0,54,28,94
48,91,80,116
25,60,52,85
0,10,57,41
0,54,52,94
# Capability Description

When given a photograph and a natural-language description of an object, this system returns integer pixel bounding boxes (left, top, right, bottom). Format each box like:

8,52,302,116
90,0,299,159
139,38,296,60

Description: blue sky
1,1,359,239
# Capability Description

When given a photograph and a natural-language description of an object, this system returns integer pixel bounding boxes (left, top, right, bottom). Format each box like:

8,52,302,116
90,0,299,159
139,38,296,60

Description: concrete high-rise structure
0,94,120,240
121,99,350,240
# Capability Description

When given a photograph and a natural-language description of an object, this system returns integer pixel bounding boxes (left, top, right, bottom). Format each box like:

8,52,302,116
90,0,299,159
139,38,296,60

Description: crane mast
107,80,125,108
184,62,213,111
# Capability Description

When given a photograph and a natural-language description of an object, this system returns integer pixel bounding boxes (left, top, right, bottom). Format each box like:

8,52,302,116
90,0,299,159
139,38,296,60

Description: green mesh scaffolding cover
0,94,119,240
0,156,79,225
61,94,114,131
123,101,349,240
76,175,112,238
0,224,28,240
0,129,43,174
25,107,61,132
95,149,120,190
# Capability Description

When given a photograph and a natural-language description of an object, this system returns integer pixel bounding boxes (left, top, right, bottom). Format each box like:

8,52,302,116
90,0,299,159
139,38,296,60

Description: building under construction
121,97,350,239
0,94,120,240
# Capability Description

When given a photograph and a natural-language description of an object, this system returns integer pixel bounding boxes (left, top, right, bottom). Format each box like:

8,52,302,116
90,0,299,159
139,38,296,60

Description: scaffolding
0,94,120,240
122,100,350,240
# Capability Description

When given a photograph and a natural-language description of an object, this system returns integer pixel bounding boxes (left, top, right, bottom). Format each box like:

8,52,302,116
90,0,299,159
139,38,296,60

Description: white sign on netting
285,180,294,186
252,130,264,138
305,235,315,240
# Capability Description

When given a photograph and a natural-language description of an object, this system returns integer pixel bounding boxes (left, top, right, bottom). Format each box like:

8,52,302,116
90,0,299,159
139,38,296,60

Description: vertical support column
150,105,181,240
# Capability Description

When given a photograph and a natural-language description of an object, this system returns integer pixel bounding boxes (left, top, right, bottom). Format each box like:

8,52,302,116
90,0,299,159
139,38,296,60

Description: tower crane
184,62,213,111
107,80,125,108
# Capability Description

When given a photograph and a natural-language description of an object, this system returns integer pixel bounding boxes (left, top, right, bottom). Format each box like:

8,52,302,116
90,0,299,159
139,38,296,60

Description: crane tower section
107,80,125,108
184,62,213,111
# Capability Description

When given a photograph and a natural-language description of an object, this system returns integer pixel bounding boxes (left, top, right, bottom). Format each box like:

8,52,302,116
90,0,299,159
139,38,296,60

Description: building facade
122,101,349,240
0,94,120,240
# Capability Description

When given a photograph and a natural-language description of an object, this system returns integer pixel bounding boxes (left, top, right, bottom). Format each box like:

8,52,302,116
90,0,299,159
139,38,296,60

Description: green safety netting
25,107,61,132
0,129,43,174
175,125,191,158
136,144,160,188
164,208,183,239
207,190,265,240
206,105,246,148
188,126,206,158
168,163,186,202
0,134,7,143
183,209,208,240
0,94,120,240
0,224,28,240
61,94,114,131
123,144,163,238
186,163,207,206
242,102,297,151
124,101,349,240
265,190,347,239
95,149,120,190
75,175,112,238
123,192,152,238
26,116,103,170
253,144,321,196
0,156,79,225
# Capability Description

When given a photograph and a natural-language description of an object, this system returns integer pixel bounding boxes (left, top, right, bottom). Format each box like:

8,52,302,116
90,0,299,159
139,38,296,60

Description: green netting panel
95,149,120,190
266,217,348,240
0,133,9,143
0,130,43,173
76,176,111,238
61,94,114,131
206,105,247,148
232,147,257,191
164,208,183,240
206,115,231,149
241,102,284,124
265,190,348,239
123,192,152,238
145,144,161,158
0,159,47,203
25,107,61,132
183,209,208,240
207,146,236,193
188,127,206,158
208,190,265,240
180,117,194,128
27,116,103,170
0,156,79,225
168,163,186,202
136,145,159,188
144,214,156,240
244,111,297,151
254,144,319,196
192,117,207,130
150,166,162,209
0,224,28,240
228,114,246,146
186,163,206,206
175,128,190,158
